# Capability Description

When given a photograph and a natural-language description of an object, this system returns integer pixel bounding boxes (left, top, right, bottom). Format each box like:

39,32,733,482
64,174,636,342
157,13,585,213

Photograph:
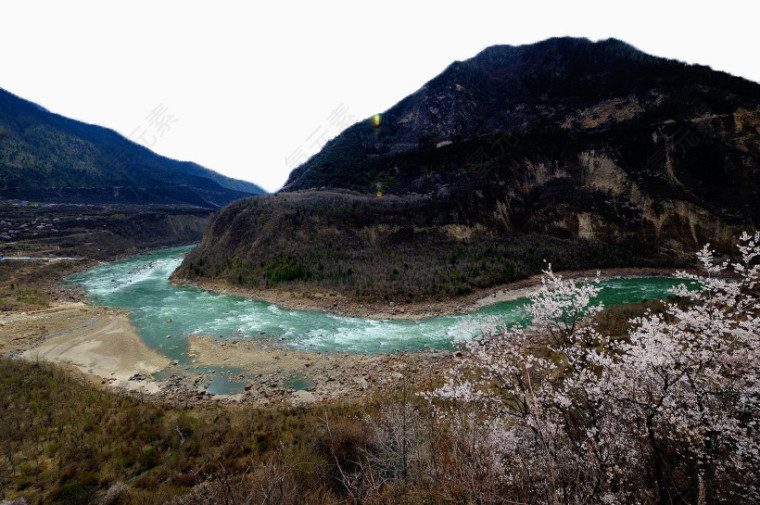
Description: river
70,246,686,362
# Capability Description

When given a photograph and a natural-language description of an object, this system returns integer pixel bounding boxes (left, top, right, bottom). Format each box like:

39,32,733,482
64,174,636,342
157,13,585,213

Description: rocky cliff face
282,37,759,250
176,38,760,302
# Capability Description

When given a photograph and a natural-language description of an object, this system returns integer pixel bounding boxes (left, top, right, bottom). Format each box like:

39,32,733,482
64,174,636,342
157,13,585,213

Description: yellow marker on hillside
373,114,381,127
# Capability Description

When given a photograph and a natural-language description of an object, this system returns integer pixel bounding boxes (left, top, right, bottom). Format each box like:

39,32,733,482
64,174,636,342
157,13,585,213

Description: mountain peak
283,37,760,194
466,37,653,72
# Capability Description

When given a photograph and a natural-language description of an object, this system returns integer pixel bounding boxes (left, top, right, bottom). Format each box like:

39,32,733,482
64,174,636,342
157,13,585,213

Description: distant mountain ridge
176,37,760,305
0,88,265,207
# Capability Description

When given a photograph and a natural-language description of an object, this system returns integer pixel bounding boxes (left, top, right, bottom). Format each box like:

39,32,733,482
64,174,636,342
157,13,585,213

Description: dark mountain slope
284,38,760,218
0,88,265,207
176,38,760,304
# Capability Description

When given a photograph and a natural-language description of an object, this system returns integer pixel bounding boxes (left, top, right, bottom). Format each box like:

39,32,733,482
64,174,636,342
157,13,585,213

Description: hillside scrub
0,358,361,505
174,191,673,304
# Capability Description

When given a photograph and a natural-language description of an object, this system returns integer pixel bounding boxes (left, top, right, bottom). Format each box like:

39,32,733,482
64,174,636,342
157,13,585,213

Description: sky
3,1,758,193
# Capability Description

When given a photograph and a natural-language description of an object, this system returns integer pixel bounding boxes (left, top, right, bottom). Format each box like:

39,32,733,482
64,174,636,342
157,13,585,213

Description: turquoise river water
71,246,686,364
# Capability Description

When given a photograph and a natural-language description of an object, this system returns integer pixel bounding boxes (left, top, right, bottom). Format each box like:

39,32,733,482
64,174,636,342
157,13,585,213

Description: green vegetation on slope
174,191,673,303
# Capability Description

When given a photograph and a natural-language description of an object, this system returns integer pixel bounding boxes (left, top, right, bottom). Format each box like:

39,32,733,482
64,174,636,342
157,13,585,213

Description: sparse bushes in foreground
0,360,356,505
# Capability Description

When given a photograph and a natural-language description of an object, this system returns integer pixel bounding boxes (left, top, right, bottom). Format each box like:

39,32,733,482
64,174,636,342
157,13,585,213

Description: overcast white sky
3,1,758,192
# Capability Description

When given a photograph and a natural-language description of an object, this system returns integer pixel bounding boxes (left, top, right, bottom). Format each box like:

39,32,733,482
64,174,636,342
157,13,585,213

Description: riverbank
3,255,685,406
173,266,681,321
1,301,452,405
2,303,170,393
178,335,451,406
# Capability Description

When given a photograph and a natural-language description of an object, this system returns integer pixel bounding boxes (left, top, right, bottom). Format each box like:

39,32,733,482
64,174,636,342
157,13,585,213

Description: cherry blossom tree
428,233,760,505
617,232,760,504
429,267,636,504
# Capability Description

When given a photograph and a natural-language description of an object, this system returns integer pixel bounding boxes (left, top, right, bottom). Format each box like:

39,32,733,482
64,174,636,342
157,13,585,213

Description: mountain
175,38,760,304
0,88,265,207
